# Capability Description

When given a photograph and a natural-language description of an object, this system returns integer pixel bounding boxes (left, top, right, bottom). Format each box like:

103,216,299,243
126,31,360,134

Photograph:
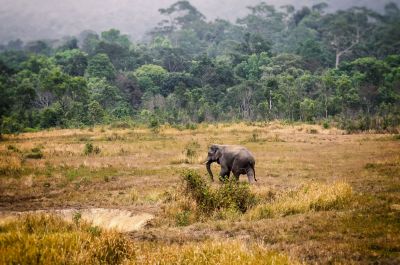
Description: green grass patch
365,161,400,178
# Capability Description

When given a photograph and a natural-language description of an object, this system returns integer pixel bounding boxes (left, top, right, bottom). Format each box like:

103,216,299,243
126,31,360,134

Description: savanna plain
0,122,399,264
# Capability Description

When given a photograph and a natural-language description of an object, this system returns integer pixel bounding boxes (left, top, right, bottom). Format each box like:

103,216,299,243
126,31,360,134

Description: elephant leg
231,160,242,182
232,171,240,181
219,166,230,182
246,167,256,184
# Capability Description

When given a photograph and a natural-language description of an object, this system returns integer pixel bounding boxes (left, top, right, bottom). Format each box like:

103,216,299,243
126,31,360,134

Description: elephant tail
246,165,257,183
252,164,257,182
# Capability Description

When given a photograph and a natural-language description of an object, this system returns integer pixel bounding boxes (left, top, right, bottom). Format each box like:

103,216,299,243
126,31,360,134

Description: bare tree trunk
325,94,328,119
240,88,253,120
335,51,341,69
269,89,272,111
334,29,360,69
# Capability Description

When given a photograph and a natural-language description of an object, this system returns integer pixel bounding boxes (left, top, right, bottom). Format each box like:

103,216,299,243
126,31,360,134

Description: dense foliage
1,1,399,133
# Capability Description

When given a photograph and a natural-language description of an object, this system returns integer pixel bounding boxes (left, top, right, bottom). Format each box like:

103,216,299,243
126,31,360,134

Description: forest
1,1,400,134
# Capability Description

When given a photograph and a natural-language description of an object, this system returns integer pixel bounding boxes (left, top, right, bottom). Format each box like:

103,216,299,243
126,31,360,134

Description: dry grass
0,155,22,176
0,214,296,265
132,240,296,265
246,182,353,220
0,121,399,264
0,214,133,265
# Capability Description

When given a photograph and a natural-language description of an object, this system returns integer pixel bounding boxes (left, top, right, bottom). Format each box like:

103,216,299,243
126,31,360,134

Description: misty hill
1,0,399,43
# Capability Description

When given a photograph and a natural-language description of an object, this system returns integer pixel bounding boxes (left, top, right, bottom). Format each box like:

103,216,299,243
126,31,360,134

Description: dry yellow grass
246,182,353,220
132,240,297,265
0,214,133,265
0,214,296,265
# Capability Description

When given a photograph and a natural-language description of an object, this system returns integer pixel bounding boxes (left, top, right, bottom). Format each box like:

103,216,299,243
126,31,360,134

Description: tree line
1,1,399,133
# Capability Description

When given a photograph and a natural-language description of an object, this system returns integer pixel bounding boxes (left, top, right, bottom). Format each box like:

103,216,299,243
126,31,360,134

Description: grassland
0,122,399,264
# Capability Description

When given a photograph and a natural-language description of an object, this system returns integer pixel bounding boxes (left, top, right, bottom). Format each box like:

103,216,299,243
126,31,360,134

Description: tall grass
0,214,133,265
132,240,296,265
0,155,22,177
0,214,296,265
246,182,353,220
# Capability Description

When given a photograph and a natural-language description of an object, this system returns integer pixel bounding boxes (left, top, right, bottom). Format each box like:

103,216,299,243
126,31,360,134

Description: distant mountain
0,0,398,43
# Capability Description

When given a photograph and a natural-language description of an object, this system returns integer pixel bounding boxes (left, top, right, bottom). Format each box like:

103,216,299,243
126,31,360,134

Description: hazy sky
0,0,399,43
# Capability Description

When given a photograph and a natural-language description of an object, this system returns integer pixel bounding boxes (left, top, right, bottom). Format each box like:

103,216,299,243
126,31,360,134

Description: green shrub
182,170,256,216
83,142,101,155
185,123,198,130
7,145,20,153
215,180,257,213
23,127,40,133
175,210,191,226
109,120,133,129
1,115,23,134
308,128,318,134
322,120,330,129
24,147,43,159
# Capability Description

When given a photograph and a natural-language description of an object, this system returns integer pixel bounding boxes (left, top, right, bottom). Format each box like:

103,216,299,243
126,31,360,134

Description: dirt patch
0,208,154,232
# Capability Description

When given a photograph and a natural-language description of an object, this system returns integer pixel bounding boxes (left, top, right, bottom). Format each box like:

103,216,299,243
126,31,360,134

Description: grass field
0,122,399,264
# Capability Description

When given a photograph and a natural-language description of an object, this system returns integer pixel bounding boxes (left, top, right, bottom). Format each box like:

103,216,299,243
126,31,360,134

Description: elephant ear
215,146,222,160
209,144,222,161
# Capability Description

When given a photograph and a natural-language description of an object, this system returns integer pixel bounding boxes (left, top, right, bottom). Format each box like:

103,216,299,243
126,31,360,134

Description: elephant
205,144,257,183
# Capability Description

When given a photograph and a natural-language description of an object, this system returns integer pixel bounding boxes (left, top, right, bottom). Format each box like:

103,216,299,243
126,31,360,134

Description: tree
234,52,270,81
157,1,206,32
237,3,285,51
58,38,78,51
87,78,123,110
101,29,130,48
320,8,378,68
133,64,168,94
94,41,132,70
80,31,99,55
115,73,143,109
86,53,116,81
54,49,88,76
25,40,52,55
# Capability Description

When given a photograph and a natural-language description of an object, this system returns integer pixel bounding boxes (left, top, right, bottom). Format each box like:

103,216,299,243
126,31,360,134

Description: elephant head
205,144,222,181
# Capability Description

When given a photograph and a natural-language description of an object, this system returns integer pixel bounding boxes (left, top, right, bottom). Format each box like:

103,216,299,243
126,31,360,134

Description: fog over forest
1,0,399,43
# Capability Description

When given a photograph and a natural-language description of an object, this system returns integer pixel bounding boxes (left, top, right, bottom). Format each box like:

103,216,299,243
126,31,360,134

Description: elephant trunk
206,160,214,181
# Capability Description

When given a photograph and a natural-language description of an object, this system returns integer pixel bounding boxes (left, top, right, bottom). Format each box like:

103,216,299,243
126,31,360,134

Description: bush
7,145,20,153
109,120,134,129
322,120,330,129
83,142,101,155
1,115,23,134
308,128,318,134
185,123,198,130
148,115,160,133
40,104,62,128
182,170,256,216
175,210,191,226
24,147,43,159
